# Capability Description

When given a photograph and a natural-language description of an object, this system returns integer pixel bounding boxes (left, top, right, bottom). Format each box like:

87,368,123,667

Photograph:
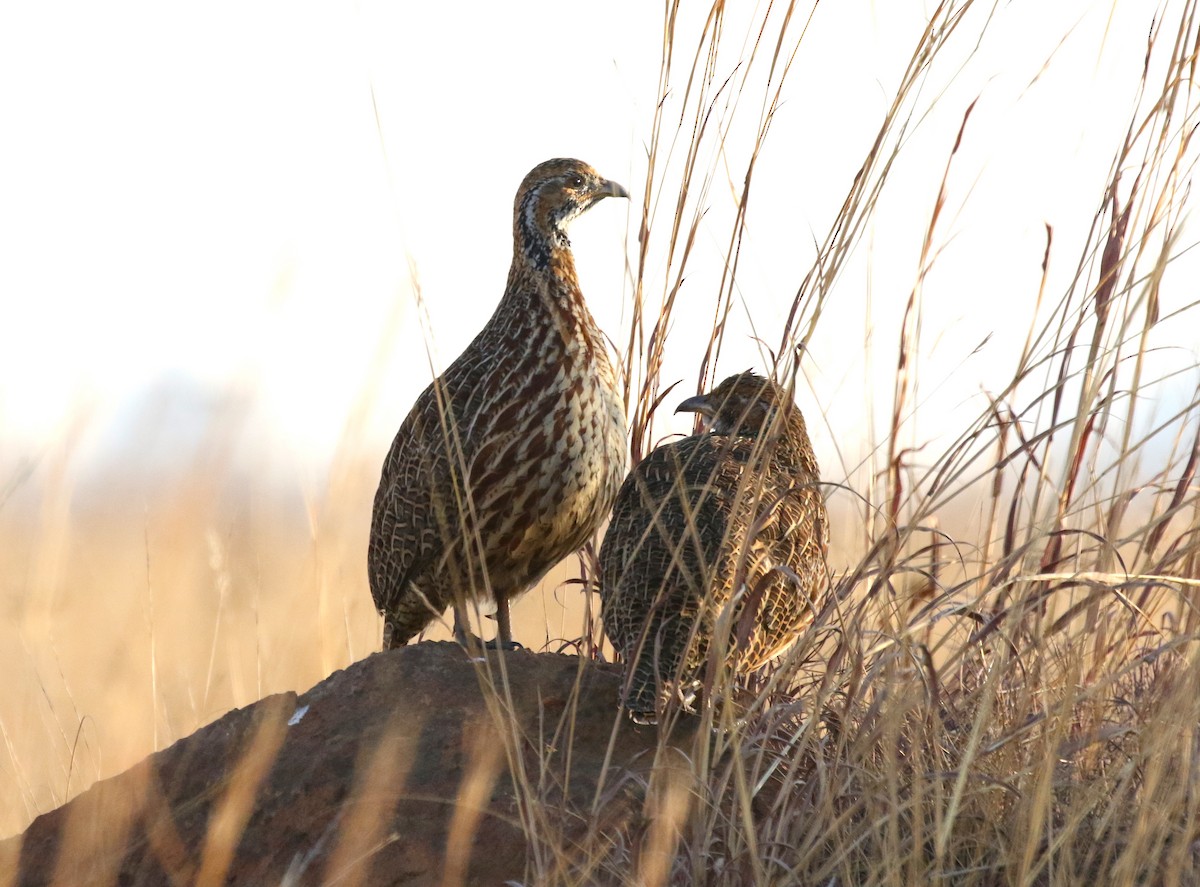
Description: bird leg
453,600,522,652
487,597,523,651
452,603,486,652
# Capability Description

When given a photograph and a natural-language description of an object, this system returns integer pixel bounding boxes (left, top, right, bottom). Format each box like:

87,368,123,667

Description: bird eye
568,173,584,188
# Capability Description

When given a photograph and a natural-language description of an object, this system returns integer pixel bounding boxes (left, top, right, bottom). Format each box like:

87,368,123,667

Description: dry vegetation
549,2,1200,883
5,0,1200,884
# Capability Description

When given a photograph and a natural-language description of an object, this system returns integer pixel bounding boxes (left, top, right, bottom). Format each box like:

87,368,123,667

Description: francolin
370,158,629,649
599,372,828,724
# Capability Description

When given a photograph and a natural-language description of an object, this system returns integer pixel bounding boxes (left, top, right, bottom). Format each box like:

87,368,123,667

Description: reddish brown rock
4,643,698,886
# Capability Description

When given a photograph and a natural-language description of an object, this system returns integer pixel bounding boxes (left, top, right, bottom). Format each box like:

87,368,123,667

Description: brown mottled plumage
369,158,629,649
599,372,828,724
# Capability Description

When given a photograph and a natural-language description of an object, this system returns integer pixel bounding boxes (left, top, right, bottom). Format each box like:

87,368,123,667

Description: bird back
600,395,827,722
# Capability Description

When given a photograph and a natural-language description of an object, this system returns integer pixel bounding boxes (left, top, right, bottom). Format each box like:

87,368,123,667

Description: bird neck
498,233,604,358
754,409,820,480
504,197,607,356
509,207,593,307
515,205,572,272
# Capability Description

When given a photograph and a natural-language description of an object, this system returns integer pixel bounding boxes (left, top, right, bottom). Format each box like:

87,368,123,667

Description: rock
2,643,699,886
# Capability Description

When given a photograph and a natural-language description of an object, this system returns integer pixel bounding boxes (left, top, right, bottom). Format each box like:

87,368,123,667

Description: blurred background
2,0,1197,837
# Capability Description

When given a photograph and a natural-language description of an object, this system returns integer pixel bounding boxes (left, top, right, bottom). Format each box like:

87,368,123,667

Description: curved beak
675,394,714,417
597,178,630,200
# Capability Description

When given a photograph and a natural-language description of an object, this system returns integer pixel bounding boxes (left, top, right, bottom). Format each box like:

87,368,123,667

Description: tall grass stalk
481,1,1200,883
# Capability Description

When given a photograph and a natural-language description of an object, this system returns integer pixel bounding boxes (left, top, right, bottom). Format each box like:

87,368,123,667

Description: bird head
675,371,789,436
515,159,628,260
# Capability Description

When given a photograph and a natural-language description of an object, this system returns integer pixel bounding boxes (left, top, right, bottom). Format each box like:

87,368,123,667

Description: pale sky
1,0,1196,483
7,0,1200,840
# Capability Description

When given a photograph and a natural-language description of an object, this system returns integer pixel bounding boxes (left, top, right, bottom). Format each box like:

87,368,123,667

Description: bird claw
483,638,524,652
677,681,702,712
454,630,523,654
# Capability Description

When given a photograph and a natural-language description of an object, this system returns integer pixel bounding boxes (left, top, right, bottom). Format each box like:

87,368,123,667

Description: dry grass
5,0,1200,884
511,1,1200,883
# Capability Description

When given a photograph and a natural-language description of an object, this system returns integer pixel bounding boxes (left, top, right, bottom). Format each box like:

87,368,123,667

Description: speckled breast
550,348,629,546
470,341,628,600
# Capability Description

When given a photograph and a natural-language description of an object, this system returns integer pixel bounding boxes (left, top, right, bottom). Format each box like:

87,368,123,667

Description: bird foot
482,638,524,652
678,685,701,713
453,629,522,654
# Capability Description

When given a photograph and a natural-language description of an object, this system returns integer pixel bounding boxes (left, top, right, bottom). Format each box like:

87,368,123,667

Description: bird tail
622,660,665,725
621,624,700,726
